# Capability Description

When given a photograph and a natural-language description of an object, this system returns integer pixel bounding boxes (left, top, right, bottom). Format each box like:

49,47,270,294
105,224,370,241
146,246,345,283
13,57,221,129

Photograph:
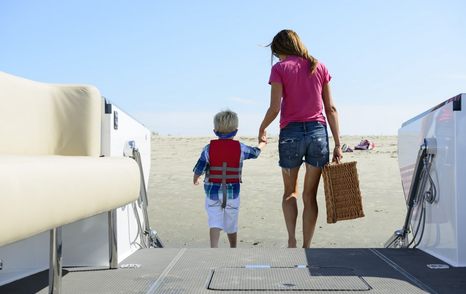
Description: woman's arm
258,82,282,143
322,83,343,163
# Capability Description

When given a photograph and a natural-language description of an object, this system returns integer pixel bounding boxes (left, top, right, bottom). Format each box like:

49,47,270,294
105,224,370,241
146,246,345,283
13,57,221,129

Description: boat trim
402,93,463,127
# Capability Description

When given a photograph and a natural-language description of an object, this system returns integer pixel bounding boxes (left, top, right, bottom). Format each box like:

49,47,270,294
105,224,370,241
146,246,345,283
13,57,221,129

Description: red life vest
207,139,242,184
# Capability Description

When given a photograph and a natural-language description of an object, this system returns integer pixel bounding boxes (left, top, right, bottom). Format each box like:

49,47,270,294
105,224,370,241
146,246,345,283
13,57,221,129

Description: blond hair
270,29,318,74
213,110,238,134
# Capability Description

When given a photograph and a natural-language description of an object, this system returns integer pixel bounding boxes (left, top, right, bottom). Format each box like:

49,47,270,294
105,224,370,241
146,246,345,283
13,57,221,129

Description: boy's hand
258,140,267,150
258,129,267,144
193,174,201,185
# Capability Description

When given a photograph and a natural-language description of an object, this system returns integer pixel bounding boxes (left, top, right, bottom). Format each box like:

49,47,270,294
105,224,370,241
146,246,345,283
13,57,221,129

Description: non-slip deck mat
146,248,426,293
4,248,459,293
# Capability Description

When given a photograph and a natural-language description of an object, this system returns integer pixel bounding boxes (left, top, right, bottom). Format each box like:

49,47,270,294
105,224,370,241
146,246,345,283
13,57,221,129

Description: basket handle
327,160,343,166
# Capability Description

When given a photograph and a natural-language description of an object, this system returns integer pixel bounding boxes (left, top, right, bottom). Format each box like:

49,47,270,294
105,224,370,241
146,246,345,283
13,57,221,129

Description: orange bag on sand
322,161,365,224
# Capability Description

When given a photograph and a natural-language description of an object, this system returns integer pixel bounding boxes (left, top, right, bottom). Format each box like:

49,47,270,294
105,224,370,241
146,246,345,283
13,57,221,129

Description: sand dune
148,135,406,248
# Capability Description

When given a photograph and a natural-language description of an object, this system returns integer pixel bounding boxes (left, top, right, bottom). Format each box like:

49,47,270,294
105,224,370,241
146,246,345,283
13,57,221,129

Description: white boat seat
0,155,139,247
0,71,143,292
0,72,102,157
0,71,141,246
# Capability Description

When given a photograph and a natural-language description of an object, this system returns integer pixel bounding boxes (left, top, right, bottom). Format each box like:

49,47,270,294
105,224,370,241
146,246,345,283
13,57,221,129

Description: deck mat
2,248,463,293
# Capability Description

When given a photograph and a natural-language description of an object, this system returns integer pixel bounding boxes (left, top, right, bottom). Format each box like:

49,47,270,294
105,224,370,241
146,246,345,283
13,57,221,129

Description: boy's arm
193,145,209,185
193,174,201,185
241,143,264,160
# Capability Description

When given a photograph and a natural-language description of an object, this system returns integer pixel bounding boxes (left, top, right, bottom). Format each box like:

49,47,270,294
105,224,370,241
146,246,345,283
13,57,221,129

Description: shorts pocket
206,198,221,208
279,137,300,160
305,135,329,167
225,198,240,210
309,136,328,157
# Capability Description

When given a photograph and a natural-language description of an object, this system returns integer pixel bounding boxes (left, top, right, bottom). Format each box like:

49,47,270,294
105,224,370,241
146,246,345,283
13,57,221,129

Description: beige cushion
0,155,140,246
0,72,101,156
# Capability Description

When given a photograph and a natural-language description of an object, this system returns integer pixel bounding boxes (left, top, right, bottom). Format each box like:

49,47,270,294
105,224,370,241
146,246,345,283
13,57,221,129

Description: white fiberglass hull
398,93,466,267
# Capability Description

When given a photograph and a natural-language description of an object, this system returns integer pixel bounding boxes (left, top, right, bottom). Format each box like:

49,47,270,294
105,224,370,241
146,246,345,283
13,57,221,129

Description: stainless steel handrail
385,138,436,248
125,141,164,248
132,148,151,233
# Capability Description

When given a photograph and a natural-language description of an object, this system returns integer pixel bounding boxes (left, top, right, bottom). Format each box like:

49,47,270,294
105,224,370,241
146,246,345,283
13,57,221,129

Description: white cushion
0,72,101,156
0,155,140,246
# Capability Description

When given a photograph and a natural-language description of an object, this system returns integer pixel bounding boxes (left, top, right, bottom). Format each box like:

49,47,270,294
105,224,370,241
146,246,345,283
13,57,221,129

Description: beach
148,135,406,248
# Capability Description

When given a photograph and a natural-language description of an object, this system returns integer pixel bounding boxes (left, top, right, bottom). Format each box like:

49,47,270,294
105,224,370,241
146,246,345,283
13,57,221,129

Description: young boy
193,110,266,248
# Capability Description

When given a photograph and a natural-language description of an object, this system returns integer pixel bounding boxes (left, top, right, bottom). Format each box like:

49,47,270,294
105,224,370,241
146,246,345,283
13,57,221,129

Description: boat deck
1,248,465,293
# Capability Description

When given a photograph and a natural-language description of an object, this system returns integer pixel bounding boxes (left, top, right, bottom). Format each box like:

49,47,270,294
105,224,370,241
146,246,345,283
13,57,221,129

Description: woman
258,29,342,248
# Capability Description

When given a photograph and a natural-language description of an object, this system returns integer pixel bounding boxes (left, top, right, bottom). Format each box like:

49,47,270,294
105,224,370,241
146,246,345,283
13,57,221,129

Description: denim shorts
278,121,329,169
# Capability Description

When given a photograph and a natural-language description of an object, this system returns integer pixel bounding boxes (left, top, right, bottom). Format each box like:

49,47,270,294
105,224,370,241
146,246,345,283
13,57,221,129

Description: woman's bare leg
210,228,221,248
302,163,322,248
281,167,300,248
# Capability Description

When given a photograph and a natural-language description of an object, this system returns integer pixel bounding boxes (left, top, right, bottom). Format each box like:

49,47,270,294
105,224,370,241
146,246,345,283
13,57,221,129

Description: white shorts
205,197,240,234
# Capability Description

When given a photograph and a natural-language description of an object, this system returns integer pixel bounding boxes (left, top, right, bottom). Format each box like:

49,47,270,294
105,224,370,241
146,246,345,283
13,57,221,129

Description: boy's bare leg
227,233,237,248
281,167,300,248
210,228,221,248
302,163,322,248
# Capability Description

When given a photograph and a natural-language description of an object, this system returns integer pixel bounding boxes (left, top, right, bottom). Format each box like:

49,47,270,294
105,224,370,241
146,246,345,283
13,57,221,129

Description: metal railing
124,141,163,248
385,138,437,248
49,227,62,294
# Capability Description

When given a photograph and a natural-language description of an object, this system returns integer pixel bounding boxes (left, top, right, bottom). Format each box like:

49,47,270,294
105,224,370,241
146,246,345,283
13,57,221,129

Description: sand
147,135,406,248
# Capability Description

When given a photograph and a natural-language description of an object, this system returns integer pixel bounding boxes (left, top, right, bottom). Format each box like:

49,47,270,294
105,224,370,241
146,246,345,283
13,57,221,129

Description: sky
1,1,465,136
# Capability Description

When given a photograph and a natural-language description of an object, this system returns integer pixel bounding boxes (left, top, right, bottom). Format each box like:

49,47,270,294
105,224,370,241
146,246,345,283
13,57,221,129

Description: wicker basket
322,161,364,224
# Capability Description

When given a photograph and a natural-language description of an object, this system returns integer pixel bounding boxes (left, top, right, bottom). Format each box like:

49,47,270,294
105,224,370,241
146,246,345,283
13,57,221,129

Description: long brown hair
270,29,318,74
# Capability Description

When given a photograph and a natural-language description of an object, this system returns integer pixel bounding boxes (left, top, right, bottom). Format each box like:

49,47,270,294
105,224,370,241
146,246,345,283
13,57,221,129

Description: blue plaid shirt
193,141,261,200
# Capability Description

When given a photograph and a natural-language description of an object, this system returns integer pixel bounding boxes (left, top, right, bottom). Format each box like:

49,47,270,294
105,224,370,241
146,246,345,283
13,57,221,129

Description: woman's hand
258,129,267,144
332,145,343,163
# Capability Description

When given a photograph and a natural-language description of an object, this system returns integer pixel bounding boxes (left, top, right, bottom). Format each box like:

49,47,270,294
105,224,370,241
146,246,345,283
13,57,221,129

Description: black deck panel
376,248,466,294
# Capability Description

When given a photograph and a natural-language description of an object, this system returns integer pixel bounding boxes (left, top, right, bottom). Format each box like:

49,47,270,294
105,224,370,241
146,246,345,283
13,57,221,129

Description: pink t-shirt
269,56,331,129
